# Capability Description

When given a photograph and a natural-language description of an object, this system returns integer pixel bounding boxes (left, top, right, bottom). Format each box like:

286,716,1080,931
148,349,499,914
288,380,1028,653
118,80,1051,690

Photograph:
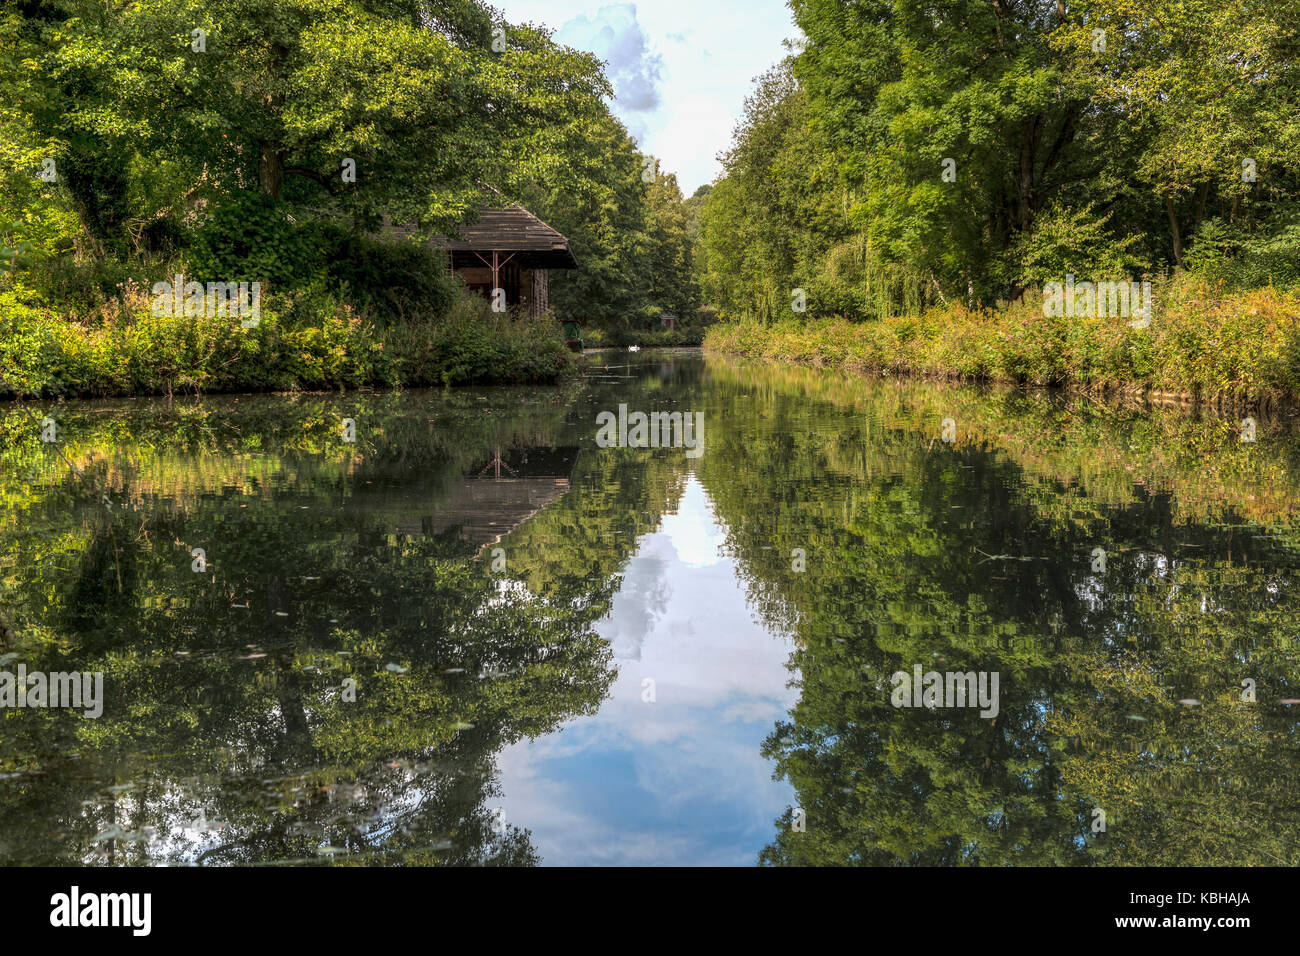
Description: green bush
384,296,572,386
1009,201,1149,289
0,285,570,399
1184,215,1300,292
319,225,458,322
188,191,324,290
0,287,65,395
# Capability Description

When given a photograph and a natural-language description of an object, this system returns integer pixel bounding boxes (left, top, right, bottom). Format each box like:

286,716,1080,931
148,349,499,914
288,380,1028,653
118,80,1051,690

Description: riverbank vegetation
581,325,704,348
707,277,1300,405
697,0,1300,399
0,284,572,397
0,0,700,398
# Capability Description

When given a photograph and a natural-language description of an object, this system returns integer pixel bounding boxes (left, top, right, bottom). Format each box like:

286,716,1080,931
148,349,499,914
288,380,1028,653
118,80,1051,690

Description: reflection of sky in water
497,477,799,865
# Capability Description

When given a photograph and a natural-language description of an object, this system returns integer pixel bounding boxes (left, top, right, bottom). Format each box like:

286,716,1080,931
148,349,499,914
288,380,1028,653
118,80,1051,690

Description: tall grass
0,284,573,399
705,276,1300,404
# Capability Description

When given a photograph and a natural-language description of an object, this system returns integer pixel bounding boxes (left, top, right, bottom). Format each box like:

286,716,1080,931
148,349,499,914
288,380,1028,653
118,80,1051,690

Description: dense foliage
0,0,701,399
697,0,1300,325
706,277,1300,403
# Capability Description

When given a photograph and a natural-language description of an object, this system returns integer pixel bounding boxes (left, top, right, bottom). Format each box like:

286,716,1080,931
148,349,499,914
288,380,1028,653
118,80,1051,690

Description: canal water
2,350,1298,865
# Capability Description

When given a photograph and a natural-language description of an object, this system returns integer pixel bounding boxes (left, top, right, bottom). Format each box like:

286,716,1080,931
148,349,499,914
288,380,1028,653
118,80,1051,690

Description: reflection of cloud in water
601,540,672,662
497,477,798,865
601,479,726,661
660,479,727,568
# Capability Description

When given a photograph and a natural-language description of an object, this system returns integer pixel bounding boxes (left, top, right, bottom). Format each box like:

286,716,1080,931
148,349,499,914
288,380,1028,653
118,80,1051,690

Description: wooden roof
380,204,578,270
448,205,576,264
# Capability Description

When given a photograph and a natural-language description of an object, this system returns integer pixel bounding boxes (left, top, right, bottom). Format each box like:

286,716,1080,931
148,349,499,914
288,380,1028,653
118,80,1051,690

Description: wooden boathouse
440,205,578,317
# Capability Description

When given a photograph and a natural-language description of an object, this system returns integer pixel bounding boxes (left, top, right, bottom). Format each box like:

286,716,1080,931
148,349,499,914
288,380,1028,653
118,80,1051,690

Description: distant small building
659,312,676,331
442,205,578,317
381,203,578,318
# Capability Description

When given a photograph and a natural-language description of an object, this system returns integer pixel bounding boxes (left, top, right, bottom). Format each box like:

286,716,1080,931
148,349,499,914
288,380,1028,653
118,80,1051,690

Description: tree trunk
1192,181,1210,236
1017,115,1045,234
1018,122,1036,232
1165,196,1183,266
258,142,286,200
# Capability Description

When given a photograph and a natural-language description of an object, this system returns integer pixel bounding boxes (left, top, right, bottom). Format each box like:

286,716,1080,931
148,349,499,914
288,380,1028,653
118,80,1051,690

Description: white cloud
501,0,801,194
552,4,663,138
659,479,726,567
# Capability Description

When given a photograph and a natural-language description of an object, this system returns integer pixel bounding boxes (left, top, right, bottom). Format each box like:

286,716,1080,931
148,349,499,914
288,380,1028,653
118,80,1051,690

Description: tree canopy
696,0,1300,320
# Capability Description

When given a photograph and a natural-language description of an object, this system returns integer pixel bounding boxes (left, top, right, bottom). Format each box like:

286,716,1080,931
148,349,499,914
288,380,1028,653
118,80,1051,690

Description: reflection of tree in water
0,499,608,863
698,360,1300,866
0,387,690,866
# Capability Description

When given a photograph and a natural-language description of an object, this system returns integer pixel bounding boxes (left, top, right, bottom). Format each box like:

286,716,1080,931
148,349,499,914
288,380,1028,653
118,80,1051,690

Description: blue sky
500,1,802,195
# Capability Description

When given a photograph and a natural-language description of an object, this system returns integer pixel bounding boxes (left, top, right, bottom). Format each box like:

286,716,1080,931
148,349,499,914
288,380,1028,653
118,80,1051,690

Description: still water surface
2,350,1298,865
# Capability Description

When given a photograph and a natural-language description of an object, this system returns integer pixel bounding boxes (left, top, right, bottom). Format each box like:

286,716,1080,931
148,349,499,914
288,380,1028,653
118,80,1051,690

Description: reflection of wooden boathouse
400,445,580,547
